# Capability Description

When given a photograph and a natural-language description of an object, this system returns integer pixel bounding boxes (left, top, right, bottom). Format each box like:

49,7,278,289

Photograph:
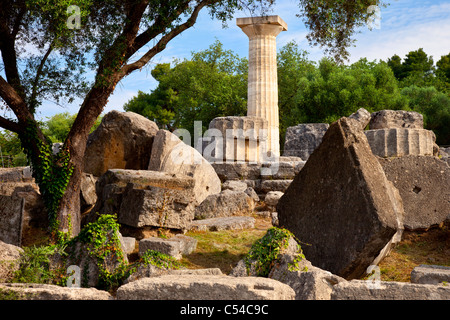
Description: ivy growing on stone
244,227,305,277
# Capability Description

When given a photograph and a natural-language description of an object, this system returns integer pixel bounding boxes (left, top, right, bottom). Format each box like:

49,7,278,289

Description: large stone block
0,167,33,183
207,116,268,162
116,275,295,300
268,253,346,300
119,183,196,230
331,280,450,300
410,265,450,285
91,169,197,231
0,171,47,246
84,110,159,177
212,162,262,181
0,283,112,300
277,117,404,280
365,128,435,157
194,190,255,220
283,123,329,160
378,155,450,230
0,195,24,246
138,234,197,259
0,240,23,282
149,129,221,204
369,110,424,129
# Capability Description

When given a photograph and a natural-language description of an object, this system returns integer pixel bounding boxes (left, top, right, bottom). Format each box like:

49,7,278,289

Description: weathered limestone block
194,190,255,220
212,162,262,181
0,283,113,300
207,116,268,162
80,173,97,214
84,111,159,177
331,280,450,300
90,169,197,231
139,234,197,259
410,265,450,285
369,109,424,129
348,108,371,130
0,171,47,246
149,129,221,204
0,195,24,246
125,267,222,284
264,191,284,208
261,180,292,193
222,180,248,192
244,187,260,202
283,123,329,160
119,182,196,230
365,128,435,157
189,216,256,232
277,117,404,280
116,275,295,300
0,167,33,183
268,253,347,300
261,159,305,180
120,236,136,255
0,240,23,282
378,155,450,230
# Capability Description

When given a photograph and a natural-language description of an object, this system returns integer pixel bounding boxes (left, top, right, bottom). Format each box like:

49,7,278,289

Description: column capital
236,15,288,31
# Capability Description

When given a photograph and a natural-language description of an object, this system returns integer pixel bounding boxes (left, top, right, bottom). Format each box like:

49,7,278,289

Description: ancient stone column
237,15,287,158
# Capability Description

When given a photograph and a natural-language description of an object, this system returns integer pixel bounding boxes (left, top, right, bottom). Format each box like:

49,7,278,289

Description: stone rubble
1,103,449,300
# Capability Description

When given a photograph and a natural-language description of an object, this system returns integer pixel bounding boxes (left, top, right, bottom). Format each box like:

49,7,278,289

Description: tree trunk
55,83,117,237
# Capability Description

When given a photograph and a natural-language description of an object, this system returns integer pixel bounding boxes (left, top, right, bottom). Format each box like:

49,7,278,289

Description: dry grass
379,222,450,282
180,216,272,274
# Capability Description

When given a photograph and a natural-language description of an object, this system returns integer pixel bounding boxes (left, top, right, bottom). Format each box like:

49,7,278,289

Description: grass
379,222,450,282
180,217,271,274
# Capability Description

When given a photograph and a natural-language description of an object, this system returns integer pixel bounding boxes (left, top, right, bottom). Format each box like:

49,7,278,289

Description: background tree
400,86,450,145
436,53,450,92
277,41,316,146
0,0,387,241
124,40,248,135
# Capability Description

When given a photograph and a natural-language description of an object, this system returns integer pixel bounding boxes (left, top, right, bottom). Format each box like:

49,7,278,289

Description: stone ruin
203,15,287,164
1,15,449,300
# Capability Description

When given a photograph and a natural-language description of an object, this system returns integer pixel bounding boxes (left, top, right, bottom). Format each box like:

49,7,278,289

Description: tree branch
29,42,54,113
0,11,26,99
124,1,192,61
119,0,213,78
0,114,21,133
0,75,31,123
11,3,26,38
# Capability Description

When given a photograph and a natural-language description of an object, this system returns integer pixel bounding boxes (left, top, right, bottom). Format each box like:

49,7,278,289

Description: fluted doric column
237,15,287,158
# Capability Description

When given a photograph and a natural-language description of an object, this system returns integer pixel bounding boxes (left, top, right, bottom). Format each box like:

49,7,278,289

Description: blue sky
19,0,450,120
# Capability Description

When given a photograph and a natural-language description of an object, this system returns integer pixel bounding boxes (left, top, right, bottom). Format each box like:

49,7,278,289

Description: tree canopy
124,40,248,134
